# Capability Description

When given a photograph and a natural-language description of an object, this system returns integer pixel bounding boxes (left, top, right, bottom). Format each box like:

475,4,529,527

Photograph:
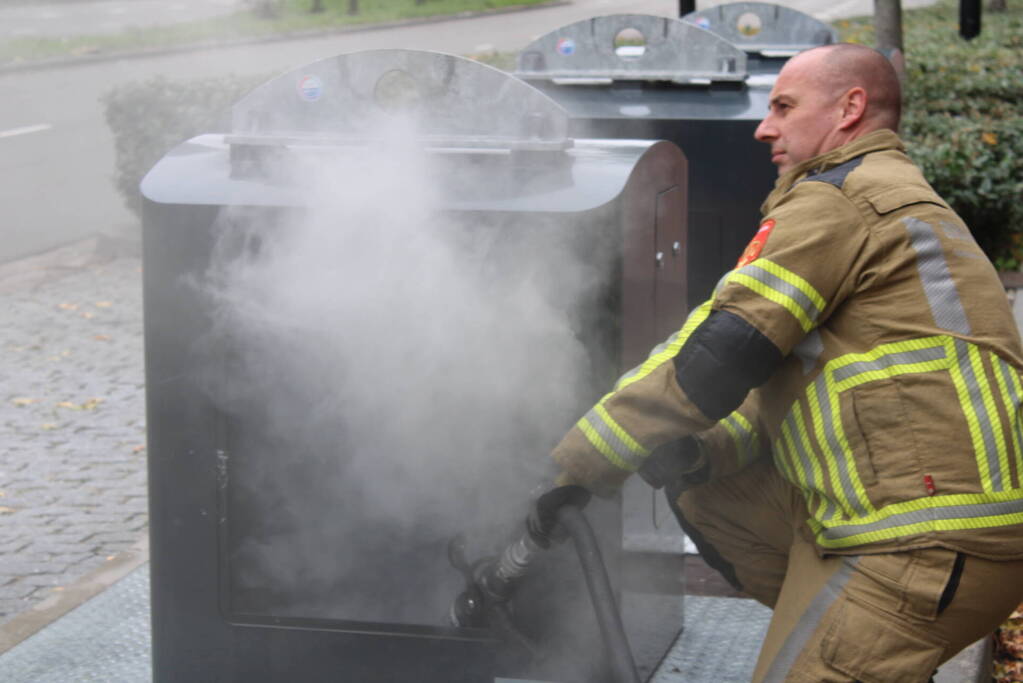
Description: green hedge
838,0,1023,267
105,1,1022,265
101,74,267,218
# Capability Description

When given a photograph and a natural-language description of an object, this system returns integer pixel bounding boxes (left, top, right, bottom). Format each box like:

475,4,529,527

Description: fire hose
448,487,641,683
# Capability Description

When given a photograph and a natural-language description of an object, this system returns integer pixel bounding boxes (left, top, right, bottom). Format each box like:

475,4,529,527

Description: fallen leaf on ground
93,335,111,342
95,301,113,308
0,506,15,515
41,423,59,431
10,397,38,407
58,303,78,311
80,312,95,319
132,445,146,454
81,398,103,411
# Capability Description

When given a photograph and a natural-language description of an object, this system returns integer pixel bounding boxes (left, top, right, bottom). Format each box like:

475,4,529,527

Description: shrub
101,74,267,218
903,114,1023,268
839,0,1023,267
898,2,1023,267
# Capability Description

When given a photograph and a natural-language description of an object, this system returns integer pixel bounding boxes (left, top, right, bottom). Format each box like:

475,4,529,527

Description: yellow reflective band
788,402,833,521
973,349,1009,491
755,259,827,311
729,271,817,333
813,489,1023,549
614,301,712,392
947,338,996,492
722,411,757,467
720,416,741,459
805,374,852,518
778,420,815,509
771,439,798,485
1003,363,1023,478
595,403,650,459
830,337,948,393
576,417,636,473
805,369,874,518
992,357,1023,482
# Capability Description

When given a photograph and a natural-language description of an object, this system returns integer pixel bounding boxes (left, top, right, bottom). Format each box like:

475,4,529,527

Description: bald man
546,43,1023,680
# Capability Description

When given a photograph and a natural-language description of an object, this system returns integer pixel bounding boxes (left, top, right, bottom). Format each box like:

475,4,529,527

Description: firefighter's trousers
675,458,1023,683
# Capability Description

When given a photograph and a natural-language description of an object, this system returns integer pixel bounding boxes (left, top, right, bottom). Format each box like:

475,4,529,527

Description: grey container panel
682,2,838,57
515,14,747,84
142,139,688,682
142,135,657,214
232,48,570,148
528,81,775,308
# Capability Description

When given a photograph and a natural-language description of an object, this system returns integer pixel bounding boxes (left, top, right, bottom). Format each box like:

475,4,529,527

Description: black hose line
556,505,642,683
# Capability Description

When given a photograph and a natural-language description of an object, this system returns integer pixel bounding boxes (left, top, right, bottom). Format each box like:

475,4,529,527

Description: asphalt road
0,0,935,263
0,0,245,40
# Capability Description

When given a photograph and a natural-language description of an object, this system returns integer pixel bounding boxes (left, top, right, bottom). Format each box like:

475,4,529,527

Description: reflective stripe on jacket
552,130,1023,559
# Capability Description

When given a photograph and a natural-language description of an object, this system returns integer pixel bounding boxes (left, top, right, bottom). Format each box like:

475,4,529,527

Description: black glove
637,436,707,490
526,485,591,548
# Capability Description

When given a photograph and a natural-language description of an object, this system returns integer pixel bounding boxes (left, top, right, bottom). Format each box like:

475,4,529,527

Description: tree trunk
874,0,904,53
988,0,1007,12
311,0,324,12
347,0,358,15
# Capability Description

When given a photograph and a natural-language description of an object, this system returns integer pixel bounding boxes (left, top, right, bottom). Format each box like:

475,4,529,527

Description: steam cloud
198,116,611,625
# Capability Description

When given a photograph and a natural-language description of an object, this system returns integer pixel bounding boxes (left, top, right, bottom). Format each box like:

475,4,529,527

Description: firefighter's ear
837,86,867,131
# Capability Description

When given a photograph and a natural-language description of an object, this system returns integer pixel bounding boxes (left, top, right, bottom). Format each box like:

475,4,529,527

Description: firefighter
546,43,1023,681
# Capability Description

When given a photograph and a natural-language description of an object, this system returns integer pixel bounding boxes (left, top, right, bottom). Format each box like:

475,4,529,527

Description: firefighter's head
754,43,902,175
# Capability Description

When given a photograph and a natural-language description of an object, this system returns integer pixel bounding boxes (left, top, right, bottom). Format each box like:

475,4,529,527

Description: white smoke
199,115,610,625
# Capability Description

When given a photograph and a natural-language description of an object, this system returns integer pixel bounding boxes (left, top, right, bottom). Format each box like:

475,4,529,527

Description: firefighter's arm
552,182,865,496
690,398,771,483
551,303,783,496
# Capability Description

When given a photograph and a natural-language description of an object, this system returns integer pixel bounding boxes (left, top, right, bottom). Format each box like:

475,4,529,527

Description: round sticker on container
694,16,711,30
737,12,763,37
297,74,324,102
556,37,576,56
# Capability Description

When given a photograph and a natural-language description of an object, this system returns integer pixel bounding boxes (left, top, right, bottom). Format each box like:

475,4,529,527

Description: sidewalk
0,237,146,627
0,233,1003,681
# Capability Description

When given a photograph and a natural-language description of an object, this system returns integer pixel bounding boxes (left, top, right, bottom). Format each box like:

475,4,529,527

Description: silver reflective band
832,345,946,384
813,376,870,518
820,495,1023,541
903,217,971,335
793,330,824,375
735,262,822,326
724,412,758,466
582,408,644,470
762,557,859,682
996,359,1023,475
781,409,837,520
955,339,1003,491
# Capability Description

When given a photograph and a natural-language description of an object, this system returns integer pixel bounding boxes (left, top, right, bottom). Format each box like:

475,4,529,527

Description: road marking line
0,124,52,139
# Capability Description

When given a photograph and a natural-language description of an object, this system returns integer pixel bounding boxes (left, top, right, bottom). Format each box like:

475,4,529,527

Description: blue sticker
298,75,324,102
695,16,711,30
556,37,575,56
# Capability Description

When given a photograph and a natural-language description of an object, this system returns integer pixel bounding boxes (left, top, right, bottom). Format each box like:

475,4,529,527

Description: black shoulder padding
799,155,864,189
673,310,784,421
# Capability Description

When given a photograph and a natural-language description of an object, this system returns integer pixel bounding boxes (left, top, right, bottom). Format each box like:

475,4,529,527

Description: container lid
514,14,748,85
229,49,572,152
682,2,838,57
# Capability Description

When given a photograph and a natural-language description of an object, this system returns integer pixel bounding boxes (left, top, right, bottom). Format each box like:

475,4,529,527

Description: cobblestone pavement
0,245,146,624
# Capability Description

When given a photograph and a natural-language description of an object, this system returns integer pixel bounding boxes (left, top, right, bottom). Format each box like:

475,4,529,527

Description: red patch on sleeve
735,219,776,268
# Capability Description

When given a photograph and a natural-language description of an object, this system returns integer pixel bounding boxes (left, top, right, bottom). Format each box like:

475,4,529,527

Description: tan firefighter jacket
552,129,1023,559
